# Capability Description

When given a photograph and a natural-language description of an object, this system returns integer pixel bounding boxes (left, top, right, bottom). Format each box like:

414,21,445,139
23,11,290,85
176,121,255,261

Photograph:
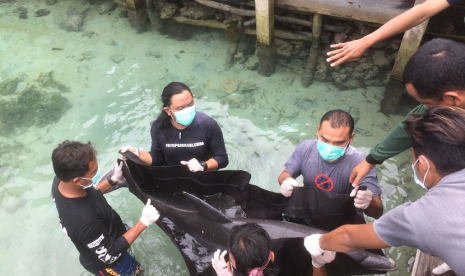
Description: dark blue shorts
98,252,140,276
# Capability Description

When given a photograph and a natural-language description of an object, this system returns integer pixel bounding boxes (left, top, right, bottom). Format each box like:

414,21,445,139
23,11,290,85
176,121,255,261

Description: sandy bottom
0,1,425,275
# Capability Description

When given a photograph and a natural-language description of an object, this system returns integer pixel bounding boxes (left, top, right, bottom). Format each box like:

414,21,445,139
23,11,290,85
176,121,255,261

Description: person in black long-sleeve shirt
121,82,228,172
51,141,160,275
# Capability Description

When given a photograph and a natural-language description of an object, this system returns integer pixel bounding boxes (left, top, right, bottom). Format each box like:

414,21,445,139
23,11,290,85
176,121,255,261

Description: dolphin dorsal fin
183,192,232,223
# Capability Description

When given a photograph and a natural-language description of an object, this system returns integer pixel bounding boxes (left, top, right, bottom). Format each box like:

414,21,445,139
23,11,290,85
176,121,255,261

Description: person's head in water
405,106,465,190
156,82,195,131
316,110,355,162
227,223,278,276
403,38,465,108
52,140,100,188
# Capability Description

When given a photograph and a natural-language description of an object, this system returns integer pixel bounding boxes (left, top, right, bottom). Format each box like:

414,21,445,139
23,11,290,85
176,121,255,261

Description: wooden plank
245,0,413,25
411,250,457,276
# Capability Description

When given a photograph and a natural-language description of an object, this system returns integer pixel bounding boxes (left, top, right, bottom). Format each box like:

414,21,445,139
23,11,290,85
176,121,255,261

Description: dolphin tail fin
183,192,233,223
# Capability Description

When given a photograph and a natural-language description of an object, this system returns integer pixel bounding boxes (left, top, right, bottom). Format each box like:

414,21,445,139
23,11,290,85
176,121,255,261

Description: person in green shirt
350,38,465,186
348,37,465,274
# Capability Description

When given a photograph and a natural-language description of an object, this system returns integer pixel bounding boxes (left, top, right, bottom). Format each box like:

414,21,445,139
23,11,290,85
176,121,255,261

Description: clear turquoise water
0,1,425,275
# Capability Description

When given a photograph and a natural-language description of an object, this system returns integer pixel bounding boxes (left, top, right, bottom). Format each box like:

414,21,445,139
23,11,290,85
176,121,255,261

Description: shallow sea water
0,1,426,275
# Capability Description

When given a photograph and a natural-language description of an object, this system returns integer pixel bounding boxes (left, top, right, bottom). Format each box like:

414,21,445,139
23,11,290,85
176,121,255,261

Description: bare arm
320,223,390,252
364,195,383,219
312,266,328,276
205,158,218,171
278,168,293,185
123,221,148,245
138,150,153,166
96,179,113,194
327,0,452,66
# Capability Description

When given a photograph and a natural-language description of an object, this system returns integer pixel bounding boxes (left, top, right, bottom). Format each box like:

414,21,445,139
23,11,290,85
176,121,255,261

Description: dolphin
120,152,397,275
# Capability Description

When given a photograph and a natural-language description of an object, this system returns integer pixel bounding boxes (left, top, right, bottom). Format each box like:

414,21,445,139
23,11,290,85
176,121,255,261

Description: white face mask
412,156,430,190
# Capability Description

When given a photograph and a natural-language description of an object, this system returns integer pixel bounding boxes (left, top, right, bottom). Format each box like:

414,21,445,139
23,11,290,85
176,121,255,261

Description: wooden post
301,13,323,87
255,0,276,77
225,15,245,70
380,0,428,115
126,0,143,10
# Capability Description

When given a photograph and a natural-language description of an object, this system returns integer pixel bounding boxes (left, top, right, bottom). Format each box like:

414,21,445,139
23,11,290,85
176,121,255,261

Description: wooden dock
411,250,457,276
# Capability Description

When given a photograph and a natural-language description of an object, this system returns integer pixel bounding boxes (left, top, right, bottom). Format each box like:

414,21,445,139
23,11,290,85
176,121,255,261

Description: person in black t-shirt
121,82,228,172
51,141,160,276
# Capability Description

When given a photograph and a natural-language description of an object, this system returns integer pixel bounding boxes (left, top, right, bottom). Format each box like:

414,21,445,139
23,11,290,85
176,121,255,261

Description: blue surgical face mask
316,134,349,162
79,167,101,189
170,106,196,126
412,156,430,190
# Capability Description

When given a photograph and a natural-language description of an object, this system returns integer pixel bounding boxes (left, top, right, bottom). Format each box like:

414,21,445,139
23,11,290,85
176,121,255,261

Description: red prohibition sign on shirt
314,174,334,191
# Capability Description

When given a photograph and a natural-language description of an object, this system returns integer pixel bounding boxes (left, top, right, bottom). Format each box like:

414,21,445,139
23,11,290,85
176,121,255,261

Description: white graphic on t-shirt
166,142,204,148
95,245,121,264
87,234,104,248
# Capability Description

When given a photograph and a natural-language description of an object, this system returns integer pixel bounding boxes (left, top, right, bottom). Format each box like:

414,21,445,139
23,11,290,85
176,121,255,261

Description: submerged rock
79,51,96,61
36,71,69,92
59,5,89,32
98,2,117,15
275,38,292,58
157,2,178,19
145,50,162,58
45,0,58,5
36,9,50,17
110,54,124,64
180,2,216,20
13,6,28,19
81,30,97,38
220,78,241,94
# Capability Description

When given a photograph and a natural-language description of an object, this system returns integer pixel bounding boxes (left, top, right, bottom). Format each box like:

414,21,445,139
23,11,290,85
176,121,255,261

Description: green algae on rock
0,85,71,135
0,78,20,96
36,71,70,92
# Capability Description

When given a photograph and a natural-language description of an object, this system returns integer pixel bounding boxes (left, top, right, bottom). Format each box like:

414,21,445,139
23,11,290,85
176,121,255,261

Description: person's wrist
200,161,208,171
107,175,117,186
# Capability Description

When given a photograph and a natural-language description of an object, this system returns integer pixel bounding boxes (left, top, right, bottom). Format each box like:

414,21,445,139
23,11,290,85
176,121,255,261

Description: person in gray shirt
278,110,383,220
303,106,465,275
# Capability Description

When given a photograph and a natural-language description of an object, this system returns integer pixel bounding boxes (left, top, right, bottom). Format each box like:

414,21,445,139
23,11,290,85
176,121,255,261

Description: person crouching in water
210,223,330,276
212,223,279,276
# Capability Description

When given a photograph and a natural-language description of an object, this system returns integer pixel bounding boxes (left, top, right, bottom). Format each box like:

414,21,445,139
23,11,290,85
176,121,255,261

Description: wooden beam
245,0,413,25
171,16,312,41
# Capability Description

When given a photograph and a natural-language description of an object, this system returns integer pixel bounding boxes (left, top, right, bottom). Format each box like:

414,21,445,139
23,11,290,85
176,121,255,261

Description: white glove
212,249,232,276
432,262,451,275
181,158,203,172
111,162,124,182
312,251,336,268
304,234,336,267
350,186,373,210
280,178,299,197
120,145,140,160
139,199,160,226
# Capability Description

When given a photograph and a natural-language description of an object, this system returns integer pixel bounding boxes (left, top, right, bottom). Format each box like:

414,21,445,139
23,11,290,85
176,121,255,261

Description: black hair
403,38,465,101
154,82,192,134
319,109,354,135
405,106,465,176
51,140,96,182
229,223,279,276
